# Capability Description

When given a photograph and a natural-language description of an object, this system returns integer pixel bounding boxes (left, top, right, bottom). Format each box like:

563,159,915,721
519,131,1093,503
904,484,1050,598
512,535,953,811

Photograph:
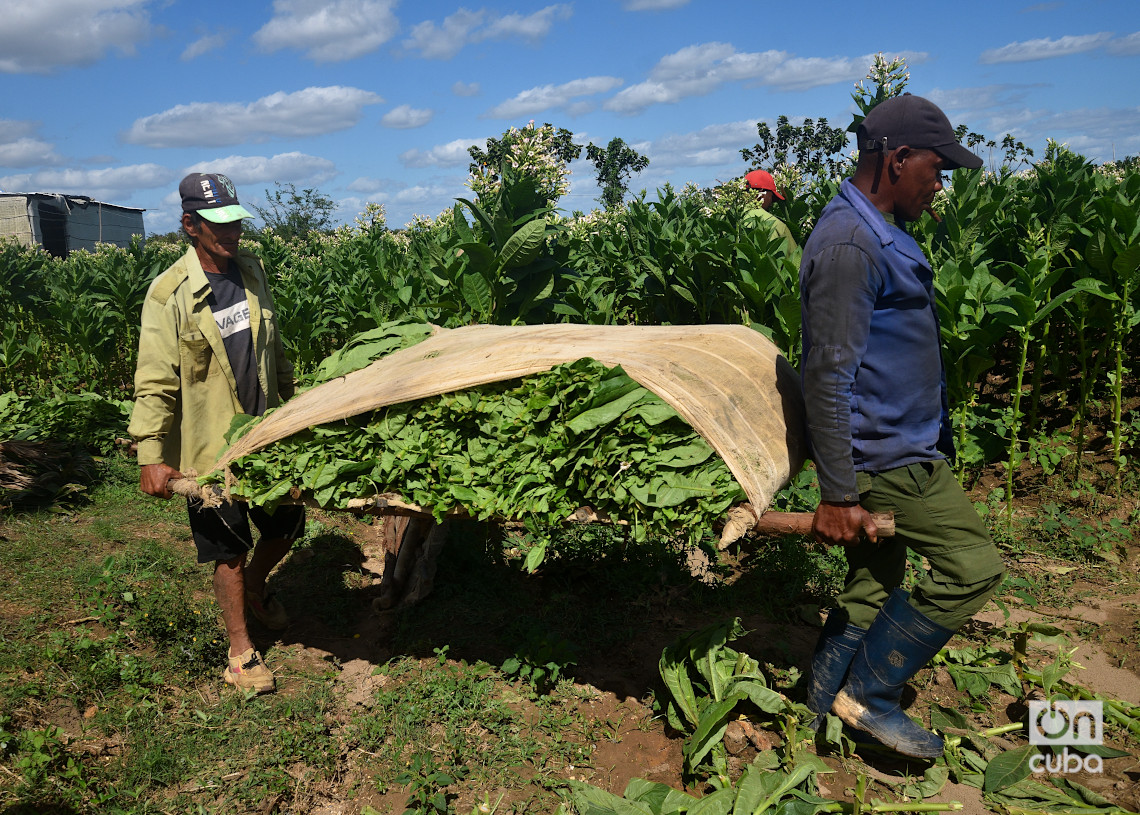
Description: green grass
0,455,726,813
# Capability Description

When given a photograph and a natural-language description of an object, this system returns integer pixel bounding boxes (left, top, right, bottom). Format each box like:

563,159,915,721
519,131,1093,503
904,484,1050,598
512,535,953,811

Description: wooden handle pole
719,506,895,549
752,510,895,538
167,479,897,543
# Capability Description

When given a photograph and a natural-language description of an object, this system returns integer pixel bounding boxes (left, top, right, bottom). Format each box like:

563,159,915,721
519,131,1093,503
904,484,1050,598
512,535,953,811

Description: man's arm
128,288,183,498
801,242,881,546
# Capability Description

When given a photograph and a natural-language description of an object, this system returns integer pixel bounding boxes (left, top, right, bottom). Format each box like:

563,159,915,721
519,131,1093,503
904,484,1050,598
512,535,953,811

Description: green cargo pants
836,460,1006,631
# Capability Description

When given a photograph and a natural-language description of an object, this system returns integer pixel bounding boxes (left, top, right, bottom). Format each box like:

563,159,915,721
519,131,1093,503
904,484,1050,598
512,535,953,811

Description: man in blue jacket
799,94,1006,758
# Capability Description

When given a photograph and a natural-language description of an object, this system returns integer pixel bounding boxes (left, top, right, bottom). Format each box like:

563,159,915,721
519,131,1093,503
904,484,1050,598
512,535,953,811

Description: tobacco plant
1084,177,1140,483
999,251,1079,525
2,140,1139,494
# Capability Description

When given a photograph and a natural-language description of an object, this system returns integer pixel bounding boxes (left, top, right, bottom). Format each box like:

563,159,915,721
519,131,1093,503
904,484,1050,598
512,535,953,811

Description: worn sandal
223,648,275,694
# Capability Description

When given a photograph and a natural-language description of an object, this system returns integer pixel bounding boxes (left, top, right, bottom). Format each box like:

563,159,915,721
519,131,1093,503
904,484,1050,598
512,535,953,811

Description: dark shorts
187,498,306,564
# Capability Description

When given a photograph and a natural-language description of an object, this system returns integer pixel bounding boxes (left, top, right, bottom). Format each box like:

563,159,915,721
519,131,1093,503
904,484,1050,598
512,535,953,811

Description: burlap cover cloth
209,323,807,515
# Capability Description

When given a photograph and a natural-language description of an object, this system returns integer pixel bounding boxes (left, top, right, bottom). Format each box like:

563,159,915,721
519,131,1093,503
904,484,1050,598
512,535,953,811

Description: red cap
744,169,784,199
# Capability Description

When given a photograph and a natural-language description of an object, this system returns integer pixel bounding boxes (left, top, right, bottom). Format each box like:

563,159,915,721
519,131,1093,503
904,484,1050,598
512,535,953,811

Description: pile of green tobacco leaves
213,323,746,549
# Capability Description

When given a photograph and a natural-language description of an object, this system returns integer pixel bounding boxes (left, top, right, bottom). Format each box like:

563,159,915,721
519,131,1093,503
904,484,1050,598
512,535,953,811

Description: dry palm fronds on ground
0,439,97,508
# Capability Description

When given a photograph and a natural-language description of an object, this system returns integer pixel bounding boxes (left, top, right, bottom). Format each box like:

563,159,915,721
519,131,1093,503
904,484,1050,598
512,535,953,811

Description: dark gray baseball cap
179,173,254,223
857,94,983,170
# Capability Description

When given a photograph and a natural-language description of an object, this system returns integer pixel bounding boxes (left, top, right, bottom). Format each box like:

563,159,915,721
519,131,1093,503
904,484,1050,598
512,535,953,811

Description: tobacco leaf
215,346,747,551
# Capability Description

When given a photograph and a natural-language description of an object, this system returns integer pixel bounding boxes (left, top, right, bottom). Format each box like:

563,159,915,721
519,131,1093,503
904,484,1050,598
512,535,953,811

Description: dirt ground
250,508,1140,815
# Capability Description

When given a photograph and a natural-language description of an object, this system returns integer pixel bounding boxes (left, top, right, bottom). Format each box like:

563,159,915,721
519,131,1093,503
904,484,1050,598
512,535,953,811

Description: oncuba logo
1028,700,1103,774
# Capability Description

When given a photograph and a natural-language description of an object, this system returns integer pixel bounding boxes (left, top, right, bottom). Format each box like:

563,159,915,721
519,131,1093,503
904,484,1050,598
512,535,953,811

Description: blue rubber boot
806,613,866,729
831,590,953,759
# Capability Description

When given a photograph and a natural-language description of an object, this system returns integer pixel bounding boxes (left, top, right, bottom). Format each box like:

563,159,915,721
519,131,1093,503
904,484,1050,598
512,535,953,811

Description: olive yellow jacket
744,206,799,257
128,245,294,476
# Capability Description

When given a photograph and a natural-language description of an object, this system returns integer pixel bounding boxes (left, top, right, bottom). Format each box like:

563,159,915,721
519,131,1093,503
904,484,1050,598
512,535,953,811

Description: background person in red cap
128,173,303,694
797,94,1005,758
743,169,797,255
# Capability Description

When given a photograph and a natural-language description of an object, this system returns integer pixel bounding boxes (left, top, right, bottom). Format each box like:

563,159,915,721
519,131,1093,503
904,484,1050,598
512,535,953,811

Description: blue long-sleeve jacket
799,179,953,502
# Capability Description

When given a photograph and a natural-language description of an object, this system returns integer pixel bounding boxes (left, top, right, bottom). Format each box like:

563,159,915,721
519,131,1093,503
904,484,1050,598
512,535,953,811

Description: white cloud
181,30,229,61
975,106,1050,136
765,55,897,92
653,120,761,153
923,85,1053,137
346,176,407,194
1106,30,1140,56
392,184,451,205
399,138,487,168
604,45,925,115
404,8,485,59
923,86,1140,161
651,42,740,81
0,163,172,200
253,0,399,62
382,104,435,129
0,0,155,74
0,138,63,169
403,4,571,60
452,81,481,97
483,5,571,39
621,0,690,8
0,120,37,141
486,76,624,118
646,120,764,169
1014,106,1140,158
979,33,1113,64
182,152,338,187
933,98,1140,165
603,82,679,114
926,85,1037,114
604,43,779,113
122,86,383,148
0,120,63,168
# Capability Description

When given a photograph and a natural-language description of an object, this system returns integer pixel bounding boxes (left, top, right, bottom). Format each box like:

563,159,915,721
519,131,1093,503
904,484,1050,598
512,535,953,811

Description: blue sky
2,0,1138,235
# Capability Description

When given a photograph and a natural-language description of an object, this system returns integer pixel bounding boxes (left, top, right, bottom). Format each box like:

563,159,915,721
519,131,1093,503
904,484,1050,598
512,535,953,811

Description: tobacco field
2,99,1140,813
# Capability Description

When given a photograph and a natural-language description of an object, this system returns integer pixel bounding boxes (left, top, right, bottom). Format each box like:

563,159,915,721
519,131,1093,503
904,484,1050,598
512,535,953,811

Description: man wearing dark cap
798,95,1005,757
743,169,797,255
129,173,303,694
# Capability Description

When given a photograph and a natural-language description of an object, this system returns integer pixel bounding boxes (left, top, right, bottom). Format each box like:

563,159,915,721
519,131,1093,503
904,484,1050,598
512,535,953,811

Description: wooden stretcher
168,475,894,609
171,323,895,607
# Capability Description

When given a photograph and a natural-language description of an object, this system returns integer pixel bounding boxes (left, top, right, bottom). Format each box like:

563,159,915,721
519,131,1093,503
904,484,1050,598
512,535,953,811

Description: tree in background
251,182,336,239
739,53,912,196
586,137,650,210
740,116,849,184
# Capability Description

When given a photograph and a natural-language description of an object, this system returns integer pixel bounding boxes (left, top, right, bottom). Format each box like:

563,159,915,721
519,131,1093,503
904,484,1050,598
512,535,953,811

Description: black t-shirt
205,264,266,416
